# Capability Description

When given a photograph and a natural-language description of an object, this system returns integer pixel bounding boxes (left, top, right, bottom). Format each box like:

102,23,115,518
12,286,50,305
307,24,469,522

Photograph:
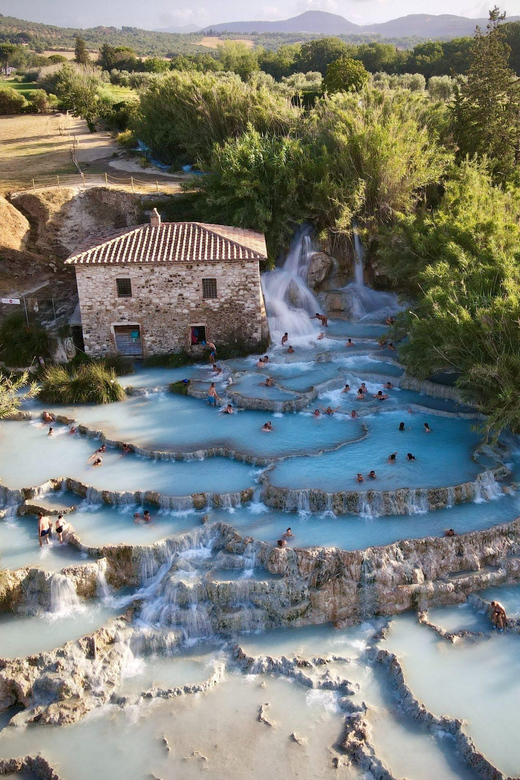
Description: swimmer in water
356,389,365,400
69,426,77,435
222,404,234,414
311,313,328,327
281,333,289,346
346,338,354,347
277,538,287,548
368,470,376,479
87,444,106,463
143,510,152,524
360,383,367,394
256,357,267,368
356,473,364,483
211,364,223,375
92,457,103,467
373,390,388,401
444,528,456,537
317,332,325,340
134,512,142,523
287,345,295,354
406,452,416,460
320,406,339,416
261,422,273,432
351,410,357,418
313,409,321,418
384,382,393,389
47,427,53,437
399,422,406,431
388,452,397,463
342,384,351,394
424,422,432,433
42,411,55,423
282,527,294,539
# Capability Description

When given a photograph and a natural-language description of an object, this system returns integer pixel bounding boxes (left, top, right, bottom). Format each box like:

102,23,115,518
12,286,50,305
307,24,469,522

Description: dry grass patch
197,36,255,49
0,113,118,191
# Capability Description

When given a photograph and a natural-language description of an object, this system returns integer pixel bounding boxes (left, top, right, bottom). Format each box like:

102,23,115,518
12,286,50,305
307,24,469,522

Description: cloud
296,0,339,12
258,4,282,18
157,6,208,26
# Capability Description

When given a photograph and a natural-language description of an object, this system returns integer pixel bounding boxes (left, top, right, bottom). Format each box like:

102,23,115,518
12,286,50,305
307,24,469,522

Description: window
190,326,206,345
116,278,132,298
202,278,217,299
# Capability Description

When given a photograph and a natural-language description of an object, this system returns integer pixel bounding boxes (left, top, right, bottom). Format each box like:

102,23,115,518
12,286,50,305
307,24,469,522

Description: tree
28,89,56,113
74,36,90,65
55,63,100,132
453,7,520,180
190,126,306,258
217,41,258,81
295,37,352,76
135,70,298,165
0,43,16,75
0,87,26,114
323,57,369,94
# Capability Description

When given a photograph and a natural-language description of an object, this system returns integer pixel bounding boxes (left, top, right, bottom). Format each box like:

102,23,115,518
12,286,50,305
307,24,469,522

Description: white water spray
261,226,321,339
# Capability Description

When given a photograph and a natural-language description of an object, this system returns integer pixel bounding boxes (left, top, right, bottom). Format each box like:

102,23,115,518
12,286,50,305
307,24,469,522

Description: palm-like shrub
38,363,126,405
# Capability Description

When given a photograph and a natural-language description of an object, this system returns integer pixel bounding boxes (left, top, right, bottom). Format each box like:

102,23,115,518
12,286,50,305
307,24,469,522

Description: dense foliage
0,314,55,368
0,372,36,418
38,363,127,405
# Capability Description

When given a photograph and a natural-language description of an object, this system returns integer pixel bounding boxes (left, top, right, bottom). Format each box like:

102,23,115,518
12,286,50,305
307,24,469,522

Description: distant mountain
204,11,359,35
365,13,520,38
154,24,201,34
203,9,520,39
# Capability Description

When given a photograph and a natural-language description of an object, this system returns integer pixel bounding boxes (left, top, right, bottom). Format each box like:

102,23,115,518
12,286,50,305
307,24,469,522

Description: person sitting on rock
42,411,55,423
261,422,273,432
356,473,364,483
311,313,328,327
277,538,287,547
490,601,507,631
281,332,289,346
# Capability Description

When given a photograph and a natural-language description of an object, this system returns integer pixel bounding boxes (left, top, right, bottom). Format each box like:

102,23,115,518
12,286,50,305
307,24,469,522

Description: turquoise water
269,411,483,491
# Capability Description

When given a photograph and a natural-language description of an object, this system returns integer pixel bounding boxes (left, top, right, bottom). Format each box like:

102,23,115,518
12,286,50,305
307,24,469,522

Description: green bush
169,380,190,395
143,351,192,368
0,87,27,114
0,313,55,368
38,363,126,405
116,128,136,148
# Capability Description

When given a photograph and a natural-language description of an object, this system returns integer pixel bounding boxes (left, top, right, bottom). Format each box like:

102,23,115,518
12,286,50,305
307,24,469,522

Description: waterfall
261,226,321,339
342,224,403,322
49,573,84,618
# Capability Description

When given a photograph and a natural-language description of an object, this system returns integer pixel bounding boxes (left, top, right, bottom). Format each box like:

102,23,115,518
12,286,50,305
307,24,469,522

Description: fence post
131,177,134,192
32,179,35,191
156,180,159,193
105,172,108,186
57,175,60,186
81,172,86,186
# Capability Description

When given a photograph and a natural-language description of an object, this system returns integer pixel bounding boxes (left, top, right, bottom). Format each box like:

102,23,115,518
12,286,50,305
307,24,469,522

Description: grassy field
0,79,39,97
98,84,138,102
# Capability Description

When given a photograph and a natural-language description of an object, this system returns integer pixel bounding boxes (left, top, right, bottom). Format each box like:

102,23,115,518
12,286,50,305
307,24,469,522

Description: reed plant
38,363,126,405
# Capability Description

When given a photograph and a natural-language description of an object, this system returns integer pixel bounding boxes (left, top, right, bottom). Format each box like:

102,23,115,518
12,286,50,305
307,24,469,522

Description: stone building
66,211,269,358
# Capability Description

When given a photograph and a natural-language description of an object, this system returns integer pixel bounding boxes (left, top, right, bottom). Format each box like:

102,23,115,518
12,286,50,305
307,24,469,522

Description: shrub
143,351,192,368
116,129,136,148
28,88,57,113
0,87,27,114
38,363,126,405
0,313,55,368
169,380,190,395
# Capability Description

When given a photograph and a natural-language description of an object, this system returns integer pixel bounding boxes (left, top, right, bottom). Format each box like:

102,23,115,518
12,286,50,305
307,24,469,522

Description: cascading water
261,226,322,339
49,573,84,618
342,224,404,322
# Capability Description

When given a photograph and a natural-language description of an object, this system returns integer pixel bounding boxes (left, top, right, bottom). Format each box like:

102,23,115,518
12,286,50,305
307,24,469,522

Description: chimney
150,208,161,227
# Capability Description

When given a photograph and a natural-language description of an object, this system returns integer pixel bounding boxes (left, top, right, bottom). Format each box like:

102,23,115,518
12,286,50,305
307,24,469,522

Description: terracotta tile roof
65,222,267,265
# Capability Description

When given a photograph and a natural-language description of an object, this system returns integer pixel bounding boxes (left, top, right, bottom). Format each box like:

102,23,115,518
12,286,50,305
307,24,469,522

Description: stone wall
74,260,269,357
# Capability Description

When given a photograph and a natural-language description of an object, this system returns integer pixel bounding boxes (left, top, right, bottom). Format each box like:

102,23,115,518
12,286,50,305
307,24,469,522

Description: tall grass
38,363,126,405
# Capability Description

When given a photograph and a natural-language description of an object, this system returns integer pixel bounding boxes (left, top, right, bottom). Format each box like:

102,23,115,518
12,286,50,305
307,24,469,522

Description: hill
204,9,520,39
205,11,359,35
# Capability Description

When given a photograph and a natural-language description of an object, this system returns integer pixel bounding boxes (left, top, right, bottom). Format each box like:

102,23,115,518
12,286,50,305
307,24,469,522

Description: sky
2,0,520,30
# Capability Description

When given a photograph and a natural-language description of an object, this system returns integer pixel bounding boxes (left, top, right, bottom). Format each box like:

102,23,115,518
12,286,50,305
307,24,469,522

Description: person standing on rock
207,383,221,406
37,512,51,547
311,313,328,327
208,342,217,364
